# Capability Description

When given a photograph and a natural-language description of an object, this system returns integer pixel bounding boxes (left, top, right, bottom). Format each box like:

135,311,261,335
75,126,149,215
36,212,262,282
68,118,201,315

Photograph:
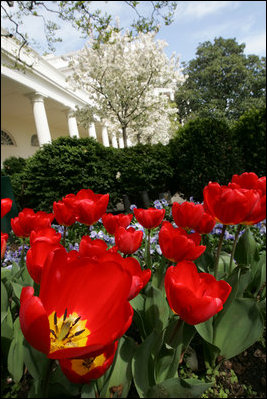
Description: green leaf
235,228,259,267
213,298,264,359
11,281,23,300
47,364,81,397
23,340,50,380
132,330,160,398
146,377,213,398
1,281,9,321
100,336,137,398
195,316,214,345
7,318,25,383
144,284,169,335
81,382,97,398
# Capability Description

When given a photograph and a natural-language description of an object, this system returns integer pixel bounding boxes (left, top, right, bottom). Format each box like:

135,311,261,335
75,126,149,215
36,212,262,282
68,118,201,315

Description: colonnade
27,92,123,148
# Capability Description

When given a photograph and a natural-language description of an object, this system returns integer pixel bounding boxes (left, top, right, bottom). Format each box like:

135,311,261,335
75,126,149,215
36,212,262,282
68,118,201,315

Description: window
1,130,15,145
31,134,39,147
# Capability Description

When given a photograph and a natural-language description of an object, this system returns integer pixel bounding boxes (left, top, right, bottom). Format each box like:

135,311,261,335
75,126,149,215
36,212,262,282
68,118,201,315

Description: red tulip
98,251,151,300
1,198,12,218
172,202,215,234
102,213,133,235
26,228,63,284
11,208,54,238
231,172,266,194
1,232,8,258
19,247,133,359
79,236,108,259
133,208,165,229
231,173,266,225
58,341,118,384
53,199,76,226
165,261,232,325
203,181,264,225
115,226,143,255
73,189,109,226
159,221,206,263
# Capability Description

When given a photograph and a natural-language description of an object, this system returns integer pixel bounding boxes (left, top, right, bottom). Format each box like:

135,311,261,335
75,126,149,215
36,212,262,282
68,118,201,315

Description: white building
1,29,181,164
1,28,117,164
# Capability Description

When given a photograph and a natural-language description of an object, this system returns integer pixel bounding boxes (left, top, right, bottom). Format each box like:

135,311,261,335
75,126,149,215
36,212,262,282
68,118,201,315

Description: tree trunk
122,126,128,148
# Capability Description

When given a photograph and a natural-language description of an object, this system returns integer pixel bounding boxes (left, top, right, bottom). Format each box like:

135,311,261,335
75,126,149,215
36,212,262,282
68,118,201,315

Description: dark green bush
8,138,174,212
10,136,120,212
2,156,27,176
117,143,173,206
232,106,266,177
168,117,243,201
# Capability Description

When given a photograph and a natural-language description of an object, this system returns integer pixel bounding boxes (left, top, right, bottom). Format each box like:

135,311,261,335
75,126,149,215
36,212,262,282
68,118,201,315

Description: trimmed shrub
10,137,120,212
2,156,27,176
8,138,174,212
168,117,243,201
232,106,266,177
116,143,173,206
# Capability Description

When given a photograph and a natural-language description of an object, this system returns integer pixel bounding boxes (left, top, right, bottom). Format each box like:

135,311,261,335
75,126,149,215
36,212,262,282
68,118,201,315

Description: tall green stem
214,225,226,279
63,225,67,248
145,228,152,269
229,224,242,274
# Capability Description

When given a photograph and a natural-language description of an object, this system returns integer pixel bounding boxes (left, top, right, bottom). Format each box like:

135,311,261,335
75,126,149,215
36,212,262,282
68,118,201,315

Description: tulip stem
214,225,226,280
229,224,242,274
146,229,152,269
168,317,184,348
63,225,67,248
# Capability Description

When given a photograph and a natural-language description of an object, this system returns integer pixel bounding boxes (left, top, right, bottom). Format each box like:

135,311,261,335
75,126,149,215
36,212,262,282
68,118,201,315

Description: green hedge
232,106,266,177
8,137,172,212
168,116,243,201
4,108,265,212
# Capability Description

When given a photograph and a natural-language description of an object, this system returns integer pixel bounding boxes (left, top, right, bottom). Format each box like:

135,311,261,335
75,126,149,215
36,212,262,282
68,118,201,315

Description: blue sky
2,1,266,65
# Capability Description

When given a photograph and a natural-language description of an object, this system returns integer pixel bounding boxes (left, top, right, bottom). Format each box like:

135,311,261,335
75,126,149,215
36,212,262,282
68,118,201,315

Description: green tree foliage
232,106,266,177
169,117,243,201
175,37,266,123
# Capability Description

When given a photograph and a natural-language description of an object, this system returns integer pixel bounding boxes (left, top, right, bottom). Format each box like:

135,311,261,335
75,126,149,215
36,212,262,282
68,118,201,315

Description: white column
88,123,97,140
101,124,110,147
66,109,80,138
28,92,51,146
111,134,118,148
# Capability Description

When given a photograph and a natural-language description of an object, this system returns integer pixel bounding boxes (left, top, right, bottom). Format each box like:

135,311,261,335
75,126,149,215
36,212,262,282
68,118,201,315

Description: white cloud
176,1,241,20
242,32,266,55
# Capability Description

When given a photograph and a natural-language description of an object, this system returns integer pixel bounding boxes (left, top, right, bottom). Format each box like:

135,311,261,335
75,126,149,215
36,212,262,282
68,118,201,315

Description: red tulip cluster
16,189,153,383
3,171,265,383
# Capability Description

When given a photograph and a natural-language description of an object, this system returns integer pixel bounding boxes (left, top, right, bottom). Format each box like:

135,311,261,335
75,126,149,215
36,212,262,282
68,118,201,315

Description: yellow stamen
48,309,90,353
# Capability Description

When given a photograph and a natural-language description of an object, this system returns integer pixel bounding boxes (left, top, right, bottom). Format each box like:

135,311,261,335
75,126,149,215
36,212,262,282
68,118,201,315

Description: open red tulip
19,247,133,359
165,261,232,325
159,221,206,263
58,341,118,384
133,208,165,229
102,213,133,235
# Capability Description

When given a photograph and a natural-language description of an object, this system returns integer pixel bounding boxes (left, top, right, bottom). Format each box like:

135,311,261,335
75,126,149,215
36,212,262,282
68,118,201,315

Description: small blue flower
130,204,137,211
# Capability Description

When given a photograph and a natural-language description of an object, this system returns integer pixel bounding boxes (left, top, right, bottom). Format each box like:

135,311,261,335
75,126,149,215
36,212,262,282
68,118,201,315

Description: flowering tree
67,31,182,147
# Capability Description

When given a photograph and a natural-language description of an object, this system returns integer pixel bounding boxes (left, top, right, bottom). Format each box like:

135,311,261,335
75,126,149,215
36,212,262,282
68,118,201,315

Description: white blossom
67,30,183,146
